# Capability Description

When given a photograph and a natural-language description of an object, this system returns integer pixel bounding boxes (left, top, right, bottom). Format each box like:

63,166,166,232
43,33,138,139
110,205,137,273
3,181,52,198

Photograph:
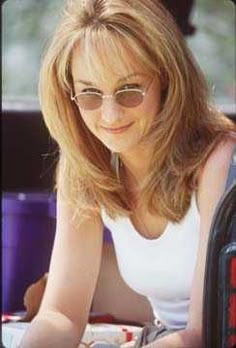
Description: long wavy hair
39,0,234,222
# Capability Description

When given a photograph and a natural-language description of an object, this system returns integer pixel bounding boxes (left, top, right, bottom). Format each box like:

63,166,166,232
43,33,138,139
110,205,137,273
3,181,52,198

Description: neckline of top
127,215,171,243
125,193,199,243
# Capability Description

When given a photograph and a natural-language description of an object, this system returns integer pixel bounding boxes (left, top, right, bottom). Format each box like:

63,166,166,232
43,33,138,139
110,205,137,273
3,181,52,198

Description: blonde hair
39,0,234,222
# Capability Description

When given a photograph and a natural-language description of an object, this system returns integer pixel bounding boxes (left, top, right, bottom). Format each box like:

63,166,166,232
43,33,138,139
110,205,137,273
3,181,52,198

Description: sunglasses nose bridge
102,94,114,101
100,93,118,108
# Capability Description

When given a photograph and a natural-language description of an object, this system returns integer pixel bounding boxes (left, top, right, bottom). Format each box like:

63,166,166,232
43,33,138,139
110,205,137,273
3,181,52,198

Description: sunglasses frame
70,76,155,110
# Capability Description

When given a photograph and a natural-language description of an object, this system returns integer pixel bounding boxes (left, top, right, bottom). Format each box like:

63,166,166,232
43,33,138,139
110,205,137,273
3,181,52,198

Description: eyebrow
74,73,145,86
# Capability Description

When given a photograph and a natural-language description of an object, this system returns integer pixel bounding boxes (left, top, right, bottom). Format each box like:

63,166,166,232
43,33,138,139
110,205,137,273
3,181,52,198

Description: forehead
71,35,150,87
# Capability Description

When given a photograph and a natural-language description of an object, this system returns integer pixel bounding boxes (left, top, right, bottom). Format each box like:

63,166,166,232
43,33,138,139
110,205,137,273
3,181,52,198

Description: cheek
135,92,161,132
148,91,162,115
137,97,160,125
80,111,97,133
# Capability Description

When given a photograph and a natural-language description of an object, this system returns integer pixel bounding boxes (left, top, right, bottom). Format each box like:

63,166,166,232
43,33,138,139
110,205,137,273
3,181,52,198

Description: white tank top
101,194,200,330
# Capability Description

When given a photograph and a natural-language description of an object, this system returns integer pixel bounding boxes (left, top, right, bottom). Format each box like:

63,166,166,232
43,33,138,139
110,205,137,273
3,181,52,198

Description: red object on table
2,313,23,323
89,312,115,324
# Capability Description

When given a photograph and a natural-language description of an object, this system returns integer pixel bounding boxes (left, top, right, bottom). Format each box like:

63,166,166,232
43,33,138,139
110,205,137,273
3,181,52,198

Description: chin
103,142,139,155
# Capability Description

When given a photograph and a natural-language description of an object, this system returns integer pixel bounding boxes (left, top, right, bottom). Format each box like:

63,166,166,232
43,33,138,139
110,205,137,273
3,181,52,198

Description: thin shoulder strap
225,145,236,191
110,152,120,180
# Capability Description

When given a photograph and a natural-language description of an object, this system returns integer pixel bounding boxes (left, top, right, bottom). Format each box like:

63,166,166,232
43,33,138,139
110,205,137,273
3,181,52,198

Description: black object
162,0,196,36
203,147,236,348
2,109,58,192
219,243,236,348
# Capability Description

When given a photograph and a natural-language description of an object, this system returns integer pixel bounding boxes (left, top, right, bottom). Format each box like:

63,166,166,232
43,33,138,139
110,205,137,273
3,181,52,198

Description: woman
20,0,235,347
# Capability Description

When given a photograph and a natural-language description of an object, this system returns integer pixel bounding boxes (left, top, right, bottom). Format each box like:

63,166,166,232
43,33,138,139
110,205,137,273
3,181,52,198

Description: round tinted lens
116,90,143,107
76,93,102,110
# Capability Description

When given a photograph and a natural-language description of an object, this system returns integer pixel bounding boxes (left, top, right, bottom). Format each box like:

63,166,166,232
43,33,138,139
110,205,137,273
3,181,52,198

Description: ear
160,69,169,90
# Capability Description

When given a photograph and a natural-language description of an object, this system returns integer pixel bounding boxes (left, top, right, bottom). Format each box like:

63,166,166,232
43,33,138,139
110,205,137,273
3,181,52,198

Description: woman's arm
144,137,236,348
19,194,104,348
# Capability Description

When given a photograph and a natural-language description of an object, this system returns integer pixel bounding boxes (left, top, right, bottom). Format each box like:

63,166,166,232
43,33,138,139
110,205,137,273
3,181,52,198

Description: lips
102,123,133,134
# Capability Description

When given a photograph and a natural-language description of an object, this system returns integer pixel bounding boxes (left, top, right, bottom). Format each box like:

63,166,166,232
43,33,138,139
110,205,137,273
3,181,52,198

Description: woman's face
71,43,162,156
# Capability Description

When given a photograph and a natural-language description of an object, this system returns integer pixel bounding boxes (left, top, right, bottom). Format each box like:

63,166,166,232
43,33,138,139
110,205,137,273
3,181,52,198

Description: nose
101,96,122,124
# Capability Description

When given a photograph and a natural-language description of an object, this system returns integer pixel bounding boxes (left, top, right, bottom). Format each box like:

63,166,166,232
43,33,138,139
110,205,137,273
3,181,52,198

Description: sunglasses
71,77,154,111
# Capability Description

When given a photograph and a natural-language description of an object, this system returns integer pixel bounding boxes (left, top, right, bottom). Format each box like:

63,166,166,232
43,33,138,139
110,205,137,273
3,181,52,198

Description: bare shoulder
203,135,235,171
197,135,236,217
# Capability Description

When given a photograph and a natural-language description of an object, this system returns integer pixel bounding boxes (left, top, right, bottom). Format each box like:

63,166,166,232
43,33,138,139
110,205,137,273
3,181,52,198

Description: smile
102,123,133,134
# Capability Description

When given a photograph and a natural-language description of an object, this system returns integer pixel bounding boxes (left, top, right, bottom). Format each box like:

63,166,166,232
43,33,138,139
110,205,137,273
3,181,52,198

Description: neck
119,145,152,187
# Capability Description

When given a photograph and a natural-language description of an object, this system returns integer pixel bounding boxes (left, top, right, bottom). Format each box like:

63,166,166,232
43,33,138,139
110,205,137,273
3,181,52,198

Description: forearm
143,328,202,348
19,310,86,348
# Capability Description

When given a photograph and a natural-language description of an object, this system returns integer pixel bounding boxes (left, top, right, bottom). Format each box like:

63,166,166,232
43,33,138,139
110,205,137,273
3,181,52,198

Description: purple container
2,192,56,313
103,226,113,243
